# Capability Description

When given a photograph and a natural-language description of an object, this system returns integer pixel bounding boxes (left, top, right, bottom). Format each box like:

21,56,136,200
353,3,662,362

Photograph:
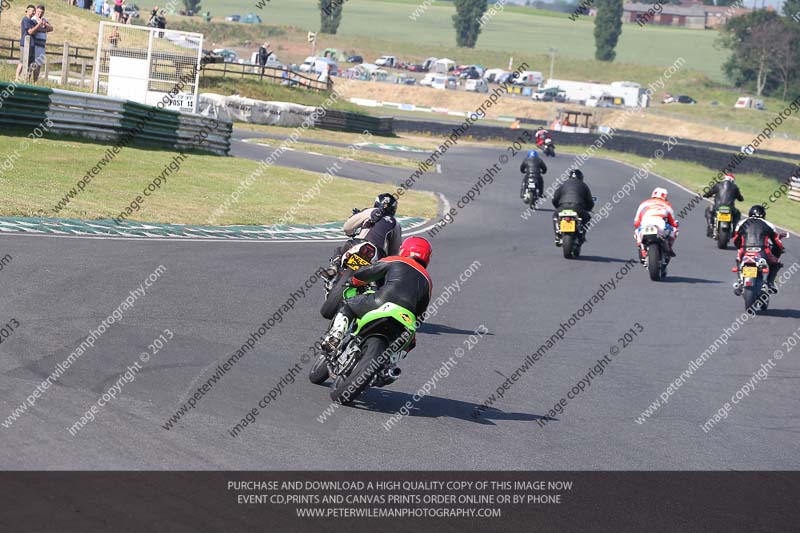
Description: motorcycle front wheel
330,336,388,405
308,353,330,385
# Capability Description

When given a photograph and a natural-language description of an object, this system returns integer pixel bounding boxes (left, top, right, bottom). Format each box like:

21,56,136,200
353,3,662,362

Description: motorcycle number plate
718,213,732,222
741,266,758,278
346,254,370,270
560,220,576,233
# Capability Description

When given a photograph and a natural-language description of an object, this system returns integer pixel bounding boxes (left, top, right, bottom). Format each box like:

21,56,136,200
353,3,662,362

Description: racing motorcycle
732,233,788,313
320,238,380,319
309,286,417,404
710,205,734,249
556,209,585,259
638,221,671,281
543,138,556,157
521,174,542,207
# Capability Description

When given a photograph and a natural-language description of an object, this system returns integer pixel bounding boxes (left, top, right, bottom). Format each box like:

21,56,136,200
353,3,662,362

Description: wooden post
80,60,87,88
222,61,227,78
22,36,31,82
60,42,70,85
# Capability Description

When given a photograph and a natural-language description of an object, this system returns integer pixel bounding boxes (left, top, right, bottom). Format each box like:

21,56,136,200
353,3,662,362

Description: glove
368,209,383,225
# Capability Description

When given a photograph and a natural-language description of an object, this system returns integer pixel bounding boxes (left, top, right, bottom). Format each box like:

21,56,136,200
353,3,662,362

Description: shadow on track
419,323,495,336
662,276,723,284
762,308,800,319
352,390,544,426
579,255,636,264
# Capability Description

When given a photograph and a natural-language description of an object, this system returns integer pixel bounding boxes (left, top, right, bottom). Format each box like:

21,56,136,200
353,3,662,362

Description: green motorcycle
309,287,417,405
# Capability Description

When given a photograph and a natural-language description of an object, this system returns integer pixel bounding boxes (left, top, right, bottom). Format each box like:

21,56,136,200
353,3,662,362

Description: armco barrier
393,118,797,186
790,176,800,203
315,109,394,136
0,82,231,155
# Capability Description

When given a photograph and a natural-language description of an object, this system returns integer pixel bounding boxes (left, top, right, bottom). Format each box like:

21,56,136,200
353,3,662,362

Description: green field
0,135,437,225
201,0,728,81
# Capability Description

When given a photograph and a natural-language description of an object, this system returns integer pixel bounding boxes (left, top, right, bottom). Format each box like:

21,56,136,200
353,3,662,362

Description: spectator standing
16,5,37,81
113,0,122,21
257,41,271,67
30,5,53,83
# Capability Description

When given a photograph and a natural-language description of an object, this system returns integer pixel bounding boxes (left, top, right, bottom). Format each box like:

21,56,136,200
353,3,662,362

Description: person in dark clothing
323,193,402,280
704,173,744,237
520,150,547,199
733,205,785,293
322,237,433,354
551,169,595,246
257,42,272,67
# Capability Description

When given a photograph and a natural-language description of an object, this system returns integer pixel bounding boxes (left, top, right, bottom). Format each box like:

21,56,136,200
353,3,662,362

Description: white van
419,73,437,87
465,78,488,93
515,71,544,87
431,76,458,90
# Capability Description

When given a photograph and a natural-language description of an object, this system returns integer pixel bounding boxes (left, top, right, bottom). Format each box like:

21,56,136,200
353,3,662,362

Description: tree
452,0,488,48
319,0,343,35
783,0,800,19
593,0,623,62
719,10,789,97
183,0,202,15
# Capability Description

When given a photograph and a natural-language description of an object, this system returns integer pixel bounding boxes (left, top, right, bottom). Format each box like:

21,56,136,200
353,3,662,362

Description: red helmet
399,237,432,267
723,173,735,181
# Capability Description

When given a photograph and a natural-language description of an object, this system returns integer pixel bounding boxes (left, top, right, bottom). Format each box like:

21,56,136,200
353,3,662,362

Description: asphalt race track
1,131,798,470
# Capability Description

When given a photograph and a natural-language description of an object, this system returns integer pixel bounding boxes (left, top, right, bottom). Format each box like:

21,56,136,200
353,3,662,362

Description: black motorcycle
709,205,734,249
521,174,542,207
555,209,585,259
543,138,556,157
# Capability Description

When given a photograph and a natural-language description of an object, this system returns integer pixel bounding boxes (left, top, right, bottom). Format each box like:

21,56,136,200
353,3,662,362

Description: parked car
419,73,436,87
406,64,425,72
533,87,566,102
734,96,764,110
465,78,489,93
225,14,241,22
431,75,458,90
346,55,363,64
483,68,507,83
241,13,262,24
460,67,482,80
212,48,239,63
123,6,139,19
375,55,400,68
395,74,417,85
676,95,696,104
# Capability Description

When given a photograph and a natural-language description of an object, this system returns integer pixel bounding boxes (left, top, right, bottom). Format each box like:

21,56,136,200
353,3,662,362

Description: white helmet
651,187,668,201
723,173,735,182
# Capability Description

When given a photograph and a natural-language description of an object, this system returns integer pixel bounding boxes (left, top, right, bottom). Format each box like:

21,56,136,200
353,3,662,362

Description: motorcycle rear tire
717,227,730,249
330,336,388,405
562,234,577,259
648,244,662,281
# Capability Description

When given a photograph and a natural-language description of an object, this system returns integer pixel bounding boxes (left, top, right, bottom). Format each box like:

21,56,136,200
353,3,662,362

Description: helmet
569,169,584,181
537,126,543,131
399,237,432,267
652,187,668,201
374,193,398,216
748,205,766,219
723,173,735,181
527,150,538,158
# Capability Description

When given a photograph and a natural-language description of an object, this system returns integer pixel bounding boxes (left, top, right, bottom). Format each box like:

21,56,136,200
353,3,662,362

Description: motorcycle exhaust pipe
387,367,402,379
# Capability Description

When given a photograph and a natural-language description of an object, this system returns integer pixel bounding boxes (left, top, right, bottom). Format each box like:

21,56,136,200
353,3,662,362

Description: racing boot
322,312,349,352
766,265,782,294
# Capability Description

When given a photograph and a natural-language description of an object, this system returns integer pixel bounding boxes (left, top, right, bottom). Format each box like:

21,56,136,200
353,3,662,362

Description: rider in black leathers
520,150,547,200
703,174,744,237
733,205,785,293
552,169,594,246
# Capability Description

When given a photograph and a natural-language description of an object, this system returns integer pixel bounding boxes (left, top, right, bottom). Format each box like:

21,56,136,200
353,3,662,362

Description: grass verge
0,134,438,225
